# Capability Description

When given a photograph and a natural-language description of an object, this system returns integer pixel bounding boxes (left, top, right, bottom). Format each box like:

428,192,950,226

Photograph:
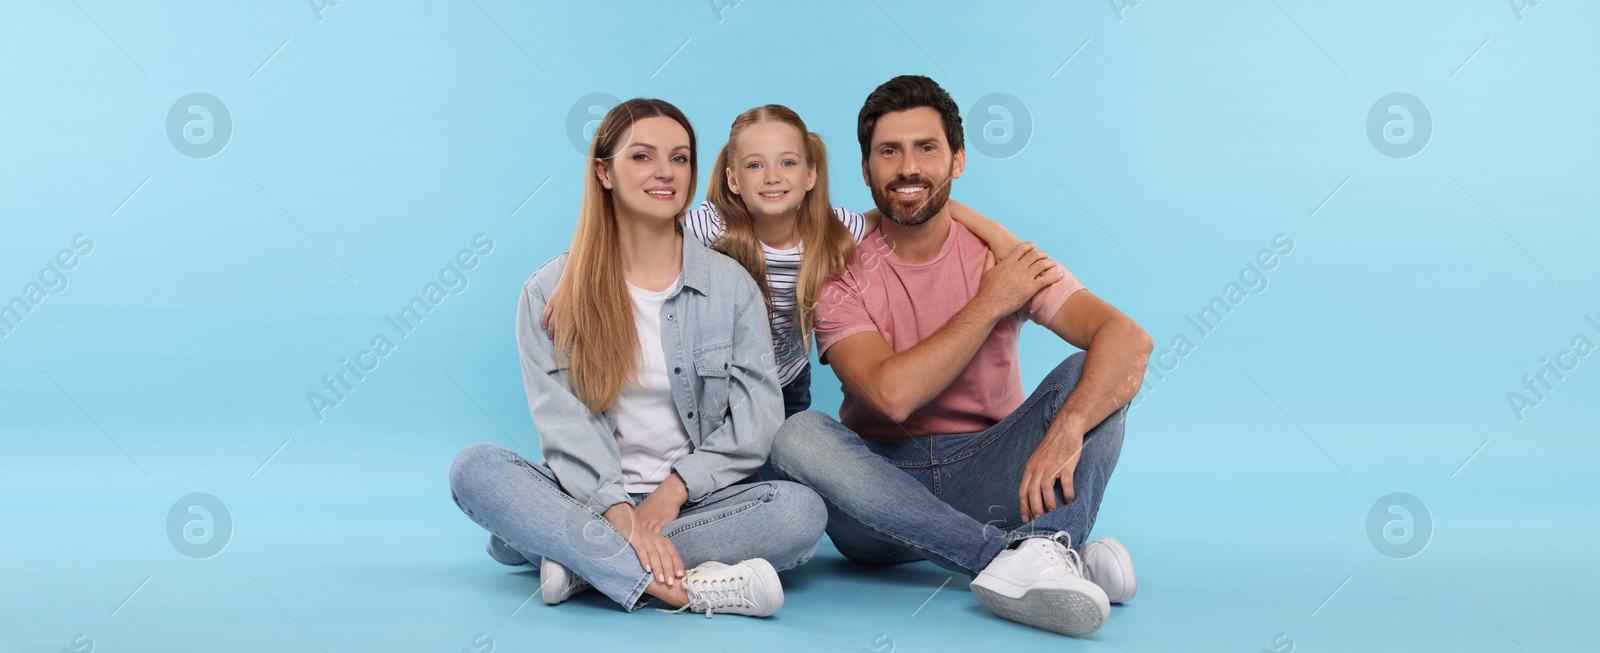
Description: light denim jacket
515,233,783,513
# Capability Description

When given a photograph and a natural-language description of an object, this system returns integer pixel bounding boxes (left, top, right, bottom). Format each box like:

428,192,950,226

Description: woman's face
726,121,816,219
597,116,693,223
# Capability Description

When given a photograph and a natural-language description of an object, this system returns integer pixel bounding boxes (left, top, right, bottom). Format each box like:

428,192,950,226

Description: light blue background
2,1,1595,651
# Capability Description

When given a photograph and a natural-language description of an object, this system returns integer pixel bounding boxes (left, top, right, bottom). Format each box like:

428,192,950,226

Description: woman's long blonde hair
560,98,698,413
707,105,855,352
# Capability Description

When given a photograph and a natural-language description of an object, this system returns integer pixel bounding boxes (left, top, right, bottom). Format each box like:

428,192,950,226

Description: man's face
863,107,965,227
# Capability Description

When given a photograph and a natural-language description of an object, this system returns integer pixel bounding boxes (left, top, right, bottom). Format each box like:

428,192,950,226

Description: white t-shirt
683,201,868,386
613,276,694,494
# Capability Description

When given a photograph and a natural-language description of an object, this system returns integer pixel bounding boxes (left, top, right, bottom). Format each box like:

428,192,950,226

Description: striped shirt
683,201,868,387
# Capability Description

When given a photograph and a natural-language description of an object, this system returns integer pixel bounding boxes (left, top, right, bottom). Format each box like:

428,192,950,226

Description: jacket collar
677,221,712,296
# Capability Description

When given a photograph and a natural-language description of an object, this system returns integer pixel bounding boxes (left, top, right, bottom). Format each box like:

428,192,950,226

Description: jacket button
674,367,682,375
667,314,675,321
687,412,695,419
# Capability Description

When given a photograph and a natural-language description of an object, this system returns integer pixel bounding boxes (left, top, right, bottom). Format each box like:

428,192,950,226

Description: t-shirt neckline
625,275,682,299
879,219,964,268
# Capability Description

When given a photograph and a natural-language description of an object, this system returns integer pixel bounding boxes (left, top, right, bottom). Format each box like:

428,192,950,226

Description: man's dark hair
857,75,964,162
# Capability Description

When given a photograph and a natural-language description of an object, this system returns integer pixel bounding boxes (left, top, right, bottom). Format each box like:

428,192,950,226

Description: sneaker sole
1091,538,1137,604
970,582,1108,637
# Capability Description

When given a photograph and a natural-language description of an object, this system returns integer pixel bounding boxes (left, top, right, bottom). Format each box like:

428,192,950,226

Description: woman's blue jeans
449,442,827,611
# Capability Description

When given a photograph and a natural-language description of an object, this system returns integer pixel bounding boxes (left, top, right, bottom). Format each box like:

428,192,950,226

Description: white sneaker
485,534,530,566
540,556,593,605
667,559,784,618
970,532,1111,637
1081,537,1137,604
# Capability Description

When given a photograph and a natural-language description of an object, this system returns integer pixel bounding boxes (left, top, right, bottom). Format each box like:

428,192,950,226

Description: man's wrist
1047,413,1089,444
966,294,1009,326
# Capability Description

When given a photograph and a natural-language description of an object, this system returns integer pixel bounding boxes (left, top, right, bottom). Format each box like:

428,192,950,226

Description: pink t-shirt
814,220,1085,439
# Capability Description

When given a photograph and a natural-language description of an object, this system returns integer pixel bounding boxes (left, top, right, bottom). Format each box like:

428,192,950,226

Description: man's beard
870,172,951,227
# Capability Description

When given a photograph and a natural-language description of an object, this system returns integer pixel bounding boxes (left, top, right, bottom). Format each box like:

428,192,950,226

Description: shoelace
659,568,755,618
1046,531,1086,576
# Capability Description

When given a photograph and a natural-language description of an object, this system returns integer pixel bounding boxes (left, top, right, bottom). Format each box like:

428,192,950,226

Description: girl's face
597,116,692,223
726,121,817,219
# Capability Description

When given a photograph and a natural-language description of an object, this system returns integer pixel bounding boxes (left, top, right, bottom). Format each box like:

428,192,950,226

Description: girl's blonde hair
707,105,854,352
560,98,698,413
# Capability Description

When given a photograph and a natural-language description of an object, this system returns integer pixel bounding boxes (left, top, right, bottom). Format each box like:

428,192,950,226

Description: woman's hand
603,502,685,586
634,473,688,534
540,272,571,341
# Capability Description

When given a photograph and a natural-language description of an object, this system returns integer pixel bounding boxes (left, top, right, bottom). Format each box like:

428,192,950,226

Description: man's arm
826,244,1062,423
1018,289,1153,521
1044,290,1152,436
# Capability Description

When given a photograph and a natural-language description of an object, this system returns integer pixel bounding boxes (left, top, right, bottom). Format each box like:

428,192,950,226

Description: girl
448,99,827,617
545,104,1029,421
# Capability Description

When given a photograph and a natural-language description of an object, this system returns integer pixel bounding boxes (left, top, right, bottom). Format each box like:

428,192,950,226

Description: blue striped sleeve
834,207,868,244
682,201,726,246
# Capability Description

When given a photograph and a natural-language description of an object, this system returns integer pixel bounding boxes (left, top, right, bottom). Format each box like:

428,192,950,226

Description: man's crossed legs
769,352,1135,636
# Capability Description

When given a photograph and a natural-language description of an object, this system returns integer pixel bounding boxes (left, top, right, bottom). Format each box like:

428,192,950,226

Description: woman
448,99,826,617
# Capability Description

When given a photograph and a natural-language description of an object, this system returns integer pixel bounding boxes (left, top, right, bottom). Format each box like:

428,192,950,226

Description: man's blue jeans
768,352,1126,579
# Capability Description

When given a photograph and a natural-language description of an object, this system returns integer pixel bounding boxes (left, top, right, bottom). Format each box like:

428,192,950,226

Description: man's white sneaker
970,532,1111,637
1081,537,1137,604
667,559,784,618
540,556,593,605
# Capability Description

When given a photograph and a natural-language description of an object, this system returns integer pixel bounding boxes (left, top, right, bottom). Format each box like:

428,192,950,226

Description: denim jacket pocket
537,346,570,374
693,340,733,423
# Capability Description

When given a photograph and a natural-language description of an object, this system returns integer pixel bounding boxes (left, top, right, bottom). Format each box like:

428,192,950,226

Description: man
768,75,1154,637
